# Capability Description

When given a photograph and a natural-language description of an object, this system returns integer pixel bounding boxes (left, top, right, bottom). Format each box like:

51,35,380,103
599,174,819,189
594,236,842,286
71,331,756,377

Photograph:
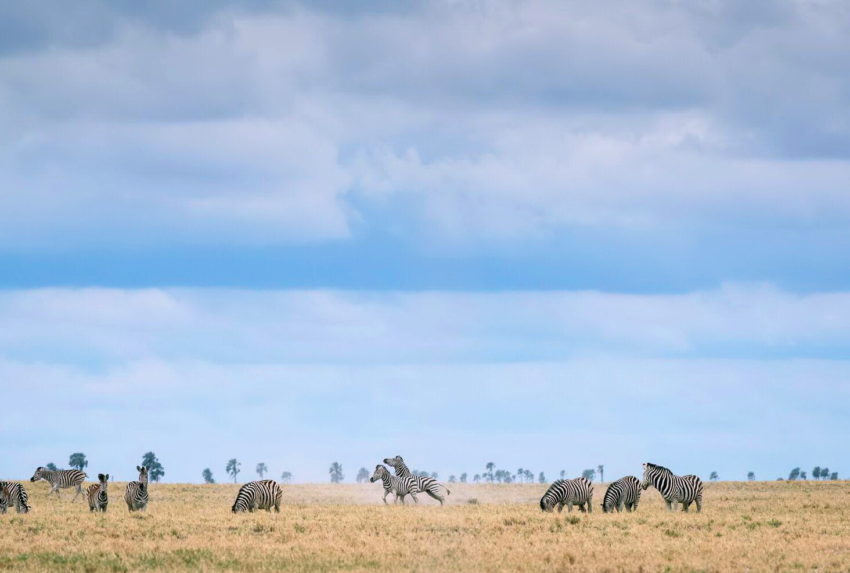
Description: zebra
30,467,86,500
641,462,703,512
539,477,593,513
125,466,149,511
370,464,420,505
231,480,283,513
87,473,109,512
602,476,641,513
383,456,450,506
0,481,30,514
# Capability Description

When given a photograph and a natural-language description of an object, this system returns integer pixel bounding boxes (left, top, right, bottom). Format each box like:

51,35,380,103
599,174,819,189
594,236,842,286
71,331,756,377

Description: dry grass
1,480,849,571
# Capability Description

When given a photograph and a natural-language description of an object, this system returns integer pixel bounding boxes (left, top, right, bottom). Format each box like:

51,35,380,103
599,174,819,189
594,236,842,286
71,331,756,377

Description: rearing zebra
383,456,450,506
602,476,641,513
0,481,30,514
30,466,86,500
125,466,149,512
232,480,283,513
87,473,109,513
370,464,420,505
539,477,593,513
641,462,703,512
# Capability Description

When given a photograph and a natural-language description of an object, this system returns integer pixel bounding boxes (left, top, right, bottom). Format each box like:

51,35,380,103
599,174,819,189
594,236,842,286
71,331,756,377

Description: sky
1,0,848,484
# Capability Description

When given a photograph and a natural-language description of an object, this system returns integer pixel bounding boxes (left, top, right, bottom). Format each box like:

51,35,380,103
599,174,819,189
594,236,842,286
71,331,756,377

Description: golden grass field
1,480,849,571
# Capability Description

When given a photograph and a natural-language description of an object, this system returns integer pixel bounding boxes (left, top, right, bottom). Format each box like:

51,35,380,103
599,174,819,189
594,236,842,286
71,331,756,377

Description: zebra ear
98,473,105,481
105,474,110,481
137,466,142,472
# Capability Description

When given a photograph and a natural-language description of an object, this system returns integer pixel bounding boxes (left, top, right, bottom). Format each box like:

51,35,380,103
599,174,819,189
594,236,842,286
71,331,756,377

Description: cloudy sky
1,0,848,484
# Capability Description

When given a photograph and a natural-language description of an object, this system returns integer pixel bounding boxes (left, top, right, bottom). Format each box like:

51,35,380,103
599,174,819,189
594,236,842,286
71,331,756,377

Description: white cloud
0,1,848,247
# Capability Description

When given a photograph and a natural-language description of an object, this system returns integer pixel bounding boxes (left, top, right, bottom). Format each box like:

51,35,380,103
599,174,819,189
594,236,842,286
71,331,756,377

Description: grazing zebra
231,480,283,513
30,467,86,500
383,456,450,506
602,476,641,513
370,464,420,505
641,462,703,512
125,466,149,511
87,473,109,513
0,481,30,514
539,477,593,513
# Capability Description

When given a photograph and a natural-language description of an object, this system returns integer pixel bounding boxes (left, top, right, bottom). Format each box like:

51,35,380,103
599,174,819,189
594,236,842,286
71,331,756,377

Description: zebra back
232,480,283,513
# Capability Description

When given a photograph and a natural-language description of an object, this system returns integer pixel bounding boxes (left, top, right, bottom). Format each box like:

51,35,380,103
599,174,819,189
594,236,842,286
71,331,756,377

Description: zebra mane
646,462,672,474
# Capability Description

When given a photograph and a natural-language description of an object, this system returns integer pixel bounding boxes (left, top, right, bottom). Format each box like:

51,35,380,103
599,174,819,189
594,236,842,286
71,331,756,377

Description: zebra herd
540,463,704,514
1,460,703,515
0,466,151,514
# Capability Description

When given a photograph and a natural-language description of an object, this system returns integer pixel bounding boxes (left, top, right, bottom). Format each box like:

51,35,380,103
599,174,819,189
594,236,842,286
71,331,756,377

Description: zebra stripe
371,465,420,505
125,466,149,512
30,467,86,500
540,477,593,513
87,473,109,513
602,476,641,513
231,480,283,513
383,456,450,506
641,462,703,512
0,481,30,514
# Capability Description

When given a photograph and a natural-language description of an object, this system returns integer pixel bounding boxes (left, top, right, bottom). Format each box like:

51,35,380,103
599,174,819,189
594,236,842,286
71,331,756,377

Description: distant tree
813,467,821,480
788,467,800,481
710,471,719,481
800,471,807,480
830,472,838,480
430,472,438,480
46,462,58,471
460,473,467,483
539,472,546,483
280,471,293,483
356,467,370,483
256,462,268,479
820,467,829,481
449,475,456,483
202,468,215,484
747,471,755,481
525,470,533,483
329,462,344,483
141,452,165,482
485,462,495,483
226,459,241,483
560,470,566,479
517,468,524,482
597,465,604,484
473,474,481,483
69,453,88,472
582,469,596,482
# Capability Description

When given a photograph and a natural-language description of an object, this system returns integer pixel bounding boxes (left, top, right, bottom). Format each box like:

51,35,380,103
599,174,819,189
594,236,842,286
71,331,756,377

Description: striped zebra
539,477,593,513
231,480,283,513
87,473,109,513
383,456,450,506
0,481,30,514
602,476,641,513
30,466,86,500
370,464,420,505
641,462,703,512
125,466,149,512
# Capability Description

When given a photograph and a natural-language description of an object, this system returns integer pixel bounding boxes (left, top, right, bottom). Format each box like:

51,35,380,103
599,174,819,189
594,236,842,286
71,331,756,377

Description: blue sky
1,0,848,484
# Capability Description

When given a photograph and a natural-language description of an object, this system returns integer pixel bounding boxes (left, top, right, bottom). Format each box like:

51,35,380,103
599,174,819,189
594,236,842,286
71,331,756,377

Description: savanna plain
2,481,849,572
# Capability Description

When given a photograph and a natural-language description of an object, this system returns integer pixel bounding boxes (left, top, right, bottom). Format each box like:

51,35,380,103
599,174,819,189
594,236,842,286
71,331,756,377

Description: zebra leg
566,502,573,513
682,501,690,512
382,491,389,505
399,494,406,505
665,500,673,511
695,496,702,513
411,493,419,504
426,487,445,506
587,498,592,513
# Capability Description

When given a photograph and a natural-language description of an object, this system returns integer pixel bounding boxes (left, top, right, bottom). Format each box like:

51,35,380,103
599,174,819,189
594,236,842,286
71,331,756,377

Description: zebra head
642,463,659,490
382,456,404,470
98,473,109,489
539,492,556,512
370,465,388,483
30,467,47,482
136,466,149,483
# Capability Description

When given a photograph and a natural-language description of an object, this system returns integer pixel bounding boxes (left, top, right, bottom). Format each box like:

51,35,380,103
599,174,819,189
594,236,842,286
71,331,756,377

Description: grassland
1,480,849,571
